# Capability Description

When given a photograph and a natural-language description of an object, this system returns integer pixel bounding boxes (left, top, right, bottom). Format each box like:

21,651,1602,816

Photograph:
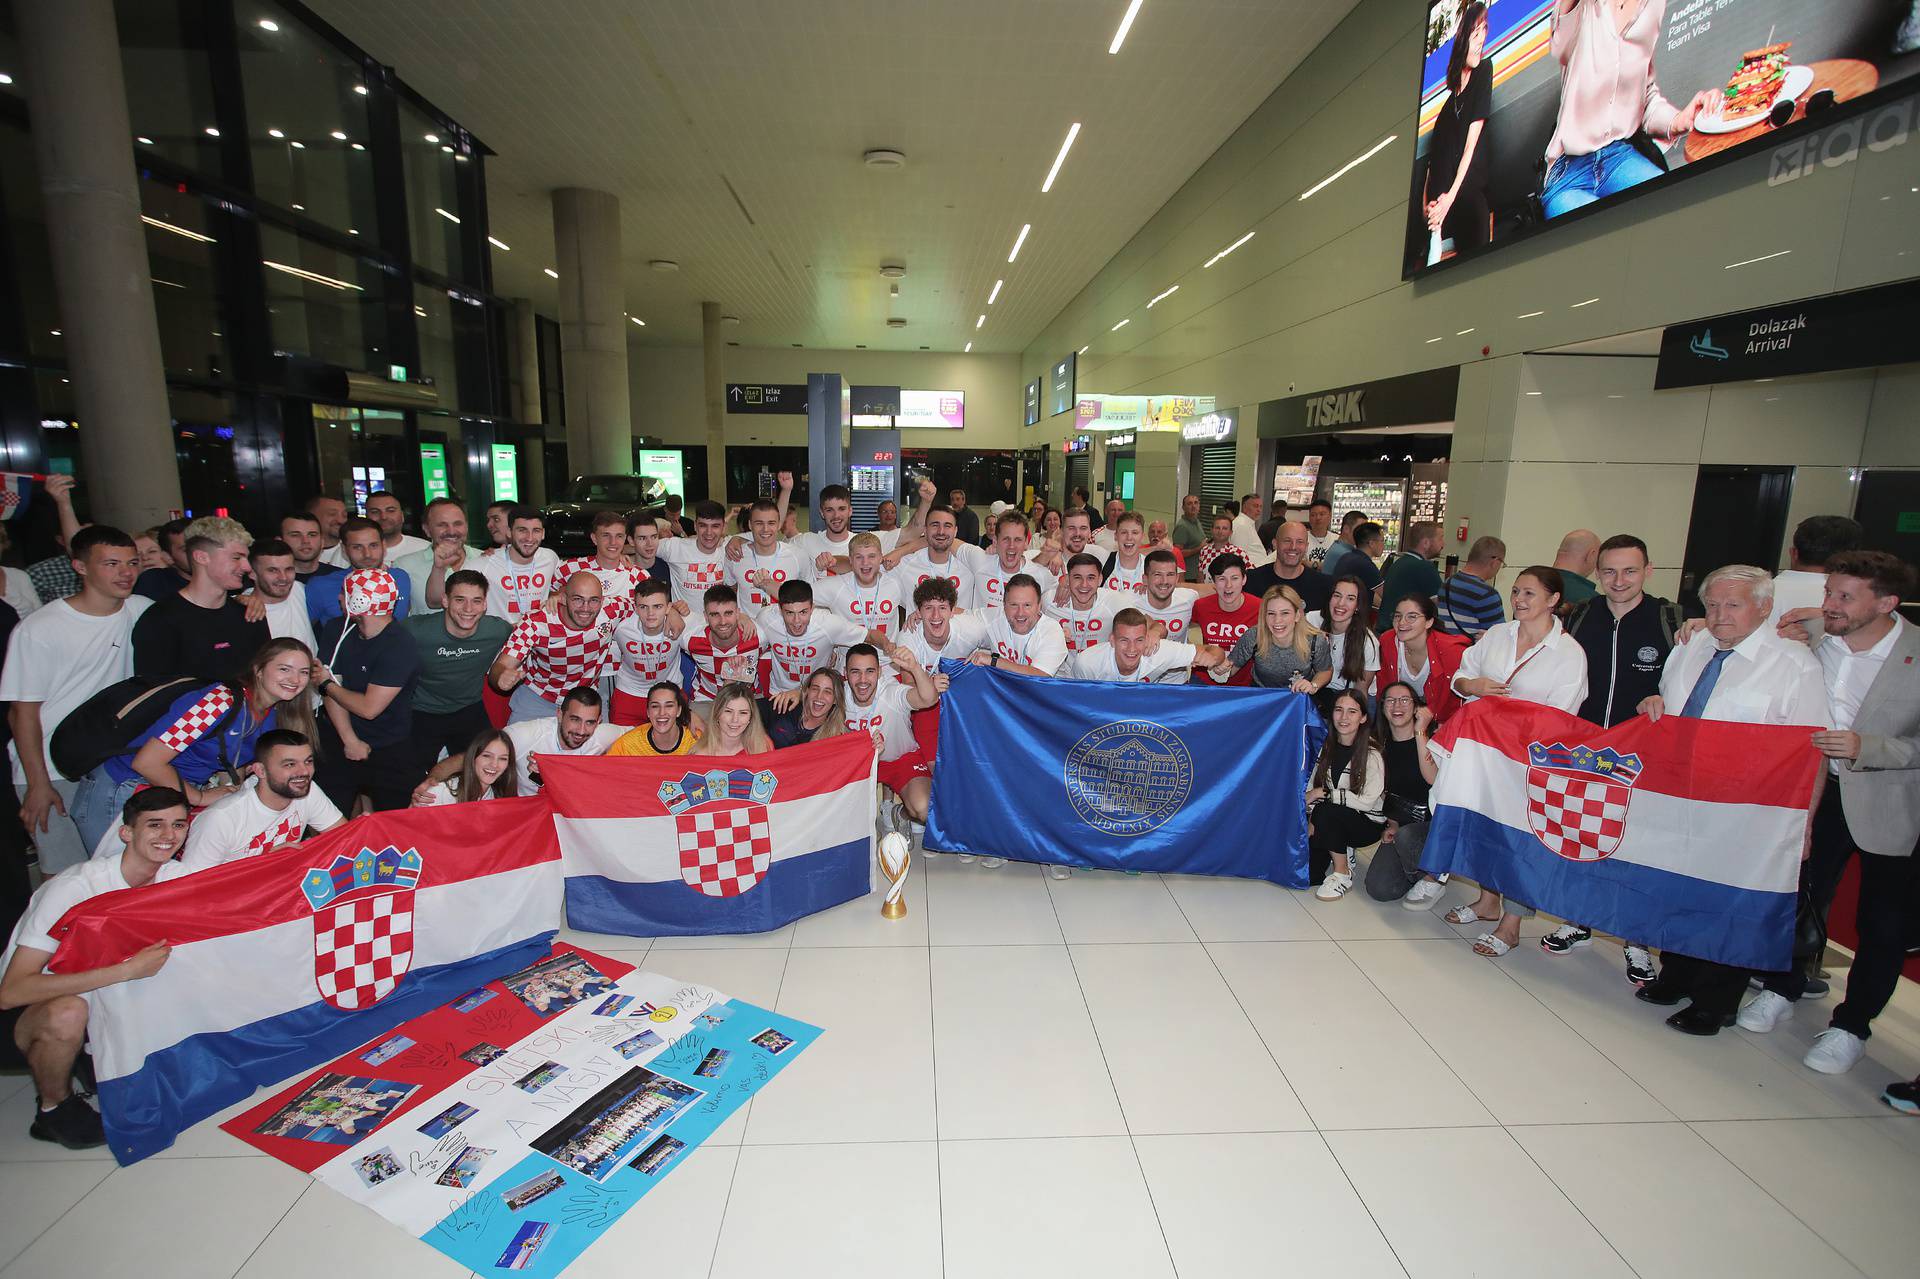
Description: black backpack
49,676,240,782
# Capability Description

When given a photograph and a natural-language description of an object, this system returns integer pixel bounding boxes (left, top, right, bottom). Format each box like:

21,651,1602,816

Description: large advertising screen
1404,0,1920,278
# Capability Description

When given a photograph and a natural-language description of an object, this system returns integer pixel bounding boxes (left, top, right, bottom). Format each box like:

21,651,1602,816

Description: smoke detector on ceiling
720,314,741,326
886,317,908,329
863,149,907,170
647,259,679,273
878,263,906,279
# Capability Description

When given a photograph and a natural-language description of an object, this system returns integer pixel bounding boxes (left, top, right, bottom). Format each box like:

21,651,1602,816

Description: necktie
1679,647,1732,718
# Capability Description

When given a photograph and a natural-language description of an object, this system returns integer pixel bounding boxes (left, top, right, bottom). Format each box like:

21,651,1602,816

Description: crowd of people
1,474,1916,1151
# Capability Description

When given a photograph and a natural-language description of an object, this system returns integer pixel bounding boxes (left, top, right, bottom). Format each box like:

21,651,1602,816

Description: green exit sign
388,364,408,383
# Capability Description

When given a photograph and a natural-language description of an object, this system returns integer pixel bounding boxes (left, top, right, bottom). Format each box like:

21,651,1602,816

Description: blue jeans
70,767,141,860
507,681,557,725
1542,138,1663,218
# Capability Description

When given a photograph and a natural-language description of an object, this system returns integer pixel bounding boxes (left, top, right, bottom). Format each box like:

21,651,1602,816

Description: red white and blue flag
44,798,564,1163
543,733,877,937
0,471,37,520
1422,700,1823,970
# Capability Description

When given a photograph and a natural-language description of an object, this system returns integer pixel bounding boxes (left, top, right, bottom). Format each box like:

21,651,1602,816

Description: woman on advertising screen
1541,0,1717,218
1424,1,1493,263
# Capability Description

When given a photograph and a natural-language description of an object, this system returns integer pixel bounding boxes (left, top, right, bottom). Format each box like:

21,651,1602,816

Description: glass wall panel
399,98,464,280
259,222,389,370
237,0,377,237
114,0,223,178
0,118,60,362
139,177,232,381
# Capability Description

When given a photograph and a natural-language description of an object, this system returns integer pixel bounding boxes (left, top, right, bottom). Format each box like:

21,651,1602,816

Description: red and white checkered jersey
815,572,906,640
682,623,768,701
1103,552,1149,596
155,685,236,753
558,555,646,601
608,616,685,694
656,537,729,610
479,547,562,622
982,611,1069,675
1069,640,1199,684
895,546,984,610
753,605,868,693
1045,587,1136,653
975,553,1057,612
177,777,343,872
894,612,990,676
503,595,635,701
843,678,917,761
725,541,809,613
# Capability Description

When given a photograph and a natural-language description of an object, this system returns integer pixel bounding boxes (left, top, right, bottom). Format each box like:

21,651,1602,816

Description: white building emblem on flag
301,846,422,1010
660,768,778,898
1524,743,1642,862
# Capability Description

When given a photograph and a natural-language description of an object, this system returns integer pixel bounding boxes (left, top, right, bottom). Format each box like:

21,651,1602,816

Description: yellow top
607,722,699,757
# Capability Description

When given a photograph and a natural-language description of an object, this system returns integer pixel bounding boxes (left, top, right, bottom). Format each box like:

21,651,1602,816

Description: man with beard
415,687,625,799
491,571,634,724
657,500,732,610
280,510,345,593
174,731,344,870
309,494,350,567
396,497,487,613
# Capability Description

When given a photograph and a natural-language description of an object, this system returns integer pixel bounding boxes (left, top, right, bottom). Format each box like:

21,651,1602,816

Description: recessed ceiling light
330,130,347,140
1570,297,1599,307
347,228,359,235
886,317,908,329
1109,0,1145,54
1516,310,1544,319
441,145,454,154
0,73,13,86
630,316,645,326
136,135,154,145
648,260,679,273
257,18,279,31
975,314,985,329
1299,134,1397,200
290,140,304,149
543,267,559,279
423,133,439,144
353,84,368,95
721,315,741,326
454,153,467,162
267,128,284,139
964,341,972,352
291,203,304,210
1041,122,1080,193
1455,327,1474,335
988,279,1003,304
203,126,220,137
862,148,907,169
350,142,365,151
487,236,510,251
1007,223,1031,263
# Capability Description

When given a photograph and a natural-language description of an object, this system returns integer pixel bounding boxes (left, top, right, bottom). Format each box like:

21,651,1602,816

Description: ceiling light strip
1203,230,1254,267
1109,0,1145,55
1298,134,1398,201
1147,285,1179,307
1041,122,1081,193
1007,223,1031,263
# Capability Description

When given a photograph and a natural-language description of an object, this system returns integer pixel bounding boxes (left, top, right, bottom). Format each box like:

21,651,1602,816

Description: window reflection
259,222,388,370
401,99,465,279
139,179,231,381
113,0,223,178
238,0,377,237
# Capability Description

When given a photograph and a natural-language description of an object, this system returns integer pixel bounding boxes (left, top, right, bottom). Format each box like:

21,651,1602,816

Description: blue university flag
923,662,1324,886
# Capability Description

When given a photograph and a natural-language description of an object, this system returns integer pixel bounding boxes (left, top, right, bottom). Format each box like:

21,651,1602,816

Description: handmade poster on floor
225,943,821,1276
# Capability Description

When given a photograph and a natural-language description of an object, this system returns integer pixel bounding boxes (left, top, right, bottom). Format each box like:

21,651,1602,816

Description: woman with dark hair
1445,565,1589,955
1364,682,1446,907
1376,593,1472,723
1311,575,1380,712
1424,1,1494,263
415,729,517,805
607,682,703,757
70,637,321,852
1306,689,1385,900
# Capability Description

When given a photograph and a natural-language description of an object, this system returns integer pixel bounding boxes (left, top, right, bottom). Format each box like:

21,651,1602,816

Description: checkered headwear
342,568,400,618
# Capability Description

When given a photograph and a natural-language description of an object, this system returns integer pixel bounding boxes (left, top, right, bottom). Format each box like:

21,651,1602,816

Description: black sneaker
71,1050,97,1099
1539,925,1592,955
1803,976,1831,998
29,1095,106,1150
1881,1078,1920,1116
1623,945,1657,986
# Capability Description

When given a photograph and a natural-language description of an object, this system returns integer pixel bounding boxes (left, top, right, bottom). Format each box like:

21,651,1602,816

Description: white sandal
1444,904,1488,925
1472,933,1513,958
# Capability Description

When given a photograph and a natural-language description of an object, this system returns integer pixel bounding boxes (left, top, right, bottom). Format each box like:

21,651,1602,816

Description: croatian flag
542,733,877,937
0,471,35,520
1422,700,1823,970
45,798,563,1163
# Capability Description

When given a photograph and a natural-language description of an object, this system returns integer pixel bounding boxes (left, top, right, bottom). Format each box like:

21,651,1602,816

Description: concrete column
700,301,726,504
19,0,183,528
510,297,542,424
1132,430,1181,528
550,187,631,475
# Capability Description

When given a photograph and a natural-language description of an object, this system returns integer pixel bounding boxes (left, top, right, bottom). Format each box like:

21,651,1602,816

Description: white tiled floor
5,862,1920,1278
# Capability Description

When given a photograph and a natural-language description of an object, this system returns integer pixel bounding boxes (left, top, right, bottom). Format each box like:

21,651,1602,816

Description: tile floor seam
1166,906,1310,1127
702,943,797,1279
1306,1129,1415,1279
922,895,947,1279
228,1179,316,1279
1502,1124,1646,1278
1677,1118,1871,1278
0,1158,116,1277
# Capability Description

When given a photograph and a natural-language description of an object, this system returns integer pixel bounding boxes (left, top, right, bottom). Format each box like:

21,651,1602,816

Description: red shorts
911,704,941,762
877,750,931,795
610,688,649,727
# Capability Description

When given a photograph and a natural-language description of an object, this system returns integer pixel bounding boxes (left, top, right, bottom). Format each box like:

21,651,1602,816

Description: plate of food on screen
1697,43,1813,133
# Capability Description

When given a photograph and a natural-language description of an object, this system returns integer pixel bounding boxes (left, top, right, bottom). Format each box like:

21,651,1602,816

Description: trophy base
881,897,908,920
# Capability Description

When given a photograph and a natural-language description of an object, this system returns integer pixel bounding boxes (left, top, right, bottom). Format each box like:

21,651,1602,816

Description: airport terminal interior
1,0,1918,1276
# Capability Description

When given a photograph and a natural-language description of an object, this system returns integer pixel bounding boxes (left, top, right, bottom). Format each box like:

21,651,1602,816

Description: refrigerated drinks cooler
1329,478,1408,555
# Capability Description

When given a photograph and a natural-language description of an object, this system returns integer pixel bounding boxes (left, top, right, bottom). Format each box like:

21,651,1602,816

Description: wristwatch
318,678,338,696
990,653,1001,668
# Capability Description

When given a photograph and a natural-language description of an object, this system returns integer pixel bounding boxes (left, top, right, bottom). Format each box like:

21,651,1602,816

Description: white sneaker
1315,872,1353,901
1401,878,1445,911
1047,865,1071,881
878,796,902,836
957,853,976,864
1803,1027,1866,1075
1736,990,1793,1033
980,856,1006,869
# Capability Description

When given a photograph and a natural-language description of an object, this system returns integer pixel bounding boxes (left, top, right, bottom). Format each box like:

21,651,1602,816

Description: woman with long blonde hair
1211,584,1331,694
701,682,772,756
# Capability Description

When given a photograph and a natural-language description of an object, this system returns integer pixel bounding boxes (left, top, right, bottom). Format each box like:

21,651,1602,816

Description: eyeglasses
1382,696,1415,707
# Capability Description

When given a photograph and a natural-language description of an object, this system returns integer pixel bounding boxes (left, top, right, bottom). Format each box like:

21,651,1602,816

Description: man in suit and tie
1737,551,1920,1075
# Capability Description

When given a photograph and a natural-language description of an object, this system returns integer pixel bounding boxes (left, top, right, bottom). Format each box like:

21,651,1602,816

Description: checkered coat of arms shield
1524,743,1643,861
300,846,422,1010
659,768,779,897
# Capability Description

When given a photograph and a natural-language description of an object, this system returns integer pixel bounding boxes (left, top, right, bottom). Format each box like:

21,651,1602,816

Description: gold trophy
878,831,911,920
